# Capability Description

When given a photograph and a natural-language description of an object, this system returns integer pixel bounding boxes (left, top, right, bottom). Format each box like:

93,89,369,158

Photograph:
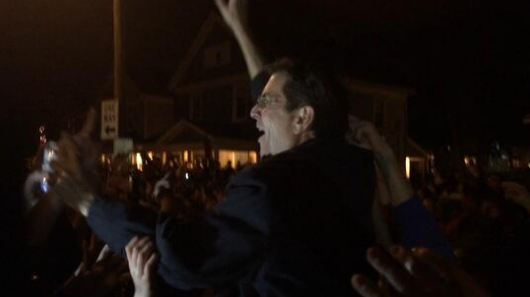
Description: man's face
250,72,298,157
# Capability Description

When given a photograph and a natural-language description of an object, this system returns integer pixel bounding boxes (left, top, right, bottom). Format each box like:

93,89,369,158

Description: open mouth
256,126,265,140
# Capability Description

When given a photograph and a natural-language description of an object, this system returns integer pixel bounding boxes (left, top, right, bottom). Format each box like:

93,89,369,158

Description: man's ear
292,106,315,134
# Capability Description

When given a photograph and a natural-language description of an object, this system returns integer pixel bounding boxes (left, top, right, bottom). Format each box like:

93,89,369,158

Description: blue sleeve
393,196,455,261
86,197,157,257
155,170,270,289
86,169,270,290
251,71,270,101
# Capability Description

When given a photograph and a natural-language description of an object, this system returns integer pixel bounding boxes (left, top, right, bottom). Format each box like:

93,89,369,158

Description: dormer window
203,42,231,68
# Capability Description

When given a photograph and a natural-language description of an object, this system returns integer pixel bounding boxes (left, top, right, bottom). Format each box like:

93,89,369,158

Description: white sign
101,100,119,140
113,138,133,155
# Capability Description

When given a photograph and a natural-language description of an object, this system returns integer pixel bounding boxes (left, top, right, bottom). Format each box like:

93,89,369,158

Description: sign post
101,100,119,140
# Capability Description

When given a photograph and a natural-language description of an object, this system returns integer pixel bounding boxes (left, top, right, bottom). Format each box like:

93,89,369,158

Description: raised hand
125,236,159,297
214,0,264,79
214,0,249,32
347,117,413,206
49,109,99,216
346,116,395,162
153,172,171,199
351,246,489,297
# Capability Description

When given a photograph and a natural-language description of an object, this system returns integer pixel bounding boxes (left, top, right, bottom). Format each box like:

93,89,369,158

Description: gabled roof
344,78,415,100
168,12,226,91
407,138,430,158
157,120,211,145
157,119,258,147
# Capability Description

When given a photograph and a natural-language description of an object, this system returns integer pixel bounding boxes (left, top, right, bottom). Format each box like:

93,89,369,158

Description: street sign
113,138,133,155
101,100,119,140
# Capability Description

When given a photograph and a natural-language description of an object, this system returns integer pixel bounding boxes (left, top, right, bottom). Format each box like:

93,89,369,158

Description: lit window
219,150,257,168
405,157,411,179
136,153,143,171
249,151,257,164
203,42,231,68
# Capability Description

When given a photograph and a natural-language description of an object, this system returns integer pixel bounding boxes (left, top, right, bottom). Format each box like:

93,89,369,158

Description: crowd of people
413,173,530,296
3,0,529,297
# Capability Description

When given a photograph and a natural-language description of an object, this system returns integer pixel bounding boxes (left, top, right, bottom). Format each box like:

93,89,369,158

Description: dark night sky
1,0,529,168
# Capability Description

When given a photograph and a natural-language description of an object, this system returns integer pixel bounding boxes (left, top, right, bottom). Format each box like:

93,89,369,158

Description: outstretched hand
351,246,489,297
126,236,159,297
49,109,99,216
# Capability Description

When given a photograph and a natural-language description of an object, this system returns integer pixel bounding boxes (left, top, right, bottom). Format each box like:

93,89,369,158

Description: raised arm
348,119,454,260
347,118,413,206
215,0,265,80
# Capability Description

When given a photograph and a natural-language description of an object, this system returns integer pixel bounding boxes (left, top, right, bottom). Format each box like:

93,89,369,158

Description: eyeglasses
255,94,282,109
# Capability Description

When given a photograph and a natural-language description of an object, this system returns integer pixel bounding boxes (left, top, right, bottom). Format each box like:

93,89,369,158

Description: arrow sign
101,100,119,140
105,126,116,135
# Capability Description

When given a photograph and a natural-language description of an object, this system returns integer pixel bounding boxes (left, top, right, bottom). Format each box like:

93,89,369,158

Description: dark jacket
87,137,376,297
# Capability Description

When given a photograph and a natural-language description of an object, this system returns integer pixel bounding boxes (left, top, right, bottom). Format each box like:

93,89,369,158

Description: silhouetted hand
347,118,413,206
351,246,489,297
502,181,530,213
346,116,395,162
64,248,129,297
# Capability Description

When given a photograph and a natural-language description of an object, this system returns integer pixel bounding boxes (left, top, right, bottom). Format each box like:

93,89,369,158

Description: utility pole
101,0,125,142
113,0,126,139
113,0,123,104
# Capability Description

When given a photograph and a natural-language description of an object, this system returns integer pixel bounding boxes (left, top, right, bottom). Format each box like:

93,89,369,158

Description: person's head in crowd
251,58,349,157
487,174,502,191
417,187,434,201
437,199,463,225
422,198,435,214
481,197,502,219
460,182,480,213
417,187,436,214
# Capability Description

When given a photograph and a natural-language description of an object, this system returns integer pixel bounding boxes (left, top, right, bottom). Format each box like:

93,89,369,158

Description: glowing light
39,125,47,145
405,157,411,179
219,150,257,167
136,153,143,171
249,151,257,163
183,150,188,162
185,172,189,180
162,152,167,165
147,151,154,160
100,154,106,164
